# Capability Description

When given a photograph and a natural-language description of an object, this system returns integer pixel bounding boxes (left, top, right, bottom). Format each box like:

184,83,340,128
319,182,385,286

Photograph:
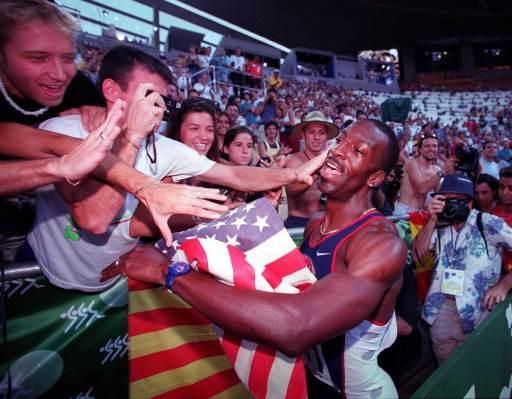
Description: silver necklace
0,76,49,116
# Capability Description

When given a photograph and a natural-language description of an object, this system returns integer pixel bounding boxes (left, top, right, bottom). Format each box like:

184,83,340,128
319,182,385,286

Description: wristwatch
165,261,192,290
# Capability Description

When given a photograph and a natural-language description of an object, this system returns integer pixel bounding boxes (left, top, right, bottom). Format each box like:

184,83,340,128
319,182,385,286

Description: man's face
0,21,77,107
168,84,179,101
116,67,168,105
226,105,239,123
419,138,439,161
265,124,278,141
318,121,386,196
475,182,494,209
303,123,328,153
499,177,512,206
484,142,498,159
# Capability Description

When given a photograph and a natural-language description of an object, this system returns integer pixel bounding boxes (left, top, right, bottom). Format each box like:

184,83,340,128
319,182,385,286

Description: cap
433,174,474,199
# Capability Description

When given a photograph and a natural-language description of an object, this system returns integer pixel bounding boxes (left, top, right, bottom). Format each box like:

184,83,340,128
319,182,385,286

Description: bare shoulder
285,152,306,168
343,218,406,281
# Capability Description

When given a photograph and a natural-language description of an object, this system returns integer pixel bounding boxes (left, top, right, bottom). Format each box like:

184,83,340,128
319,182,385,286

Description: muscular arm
404,160,441,196
0,159,62,195
121,229,405,356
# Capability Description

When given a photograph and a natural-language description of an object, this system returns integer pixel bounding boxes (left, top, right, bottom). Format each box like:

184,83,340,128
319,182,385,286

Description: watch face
172,262,191,274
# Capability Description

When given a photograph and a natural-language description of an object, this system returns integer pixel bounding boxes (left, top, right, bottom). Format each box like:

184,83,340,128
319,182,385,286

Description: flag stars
171,241,180,251
196,224,208,231
213,220,227,230
231,216,247,230
244,202,256,213
253,215,270,232
205,234,217,240
225,234,240,247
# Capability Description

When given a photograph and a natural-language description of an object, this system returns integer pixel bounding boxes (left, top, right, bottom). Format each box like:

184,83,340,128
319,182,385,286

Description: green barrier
1,276,128,399
412,294,512,399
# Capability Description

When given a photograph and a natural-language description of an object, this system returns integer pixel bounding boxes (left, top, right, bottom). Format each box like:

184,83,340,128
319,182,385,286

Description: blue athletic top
300,210,384,394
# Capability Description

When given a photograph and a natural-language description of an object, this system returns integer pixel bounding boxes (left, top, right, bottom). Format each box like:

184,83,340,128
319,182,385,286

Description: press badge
441,269,464,296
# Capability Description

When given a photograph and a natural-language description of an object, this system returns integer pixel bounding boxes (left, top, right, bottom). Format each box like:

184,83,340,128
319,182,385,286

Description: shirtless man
120,119,406,398
284,111,339,228
394,132,444,215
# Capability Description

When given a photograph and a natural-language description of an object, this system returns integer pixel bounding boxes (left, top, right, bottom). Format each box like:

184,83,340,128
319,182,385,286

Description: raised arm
120,229,405,356
403,160,442,195
411,196,442,262
199,151,327,192
59,85,166,234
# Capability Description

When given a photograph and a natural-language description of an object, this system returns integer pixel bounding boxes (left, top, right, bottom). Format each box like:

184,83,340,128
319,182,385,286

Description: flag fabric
129,198,316,399
394,211,434,302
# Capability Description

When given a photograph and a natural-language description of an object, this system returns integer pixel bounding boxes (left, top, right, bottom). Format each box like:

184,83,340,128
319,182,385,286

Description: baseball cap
433,174,474,199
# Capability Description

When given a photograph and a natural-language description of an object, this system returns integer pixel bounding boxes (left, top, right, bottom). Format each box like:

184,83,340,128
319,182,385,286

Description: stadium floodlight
165,0,291,53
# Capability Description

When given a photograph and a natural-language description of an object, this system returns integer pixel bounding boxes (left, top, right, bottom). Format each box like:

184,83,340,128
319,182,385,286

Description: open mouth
321,157,344,177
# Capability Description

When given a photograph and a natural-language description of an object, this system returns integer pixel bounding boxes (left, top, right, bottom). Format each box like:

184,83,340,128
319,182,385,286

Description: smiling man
0,0,103,262
120,119,406,398
284,111,339,229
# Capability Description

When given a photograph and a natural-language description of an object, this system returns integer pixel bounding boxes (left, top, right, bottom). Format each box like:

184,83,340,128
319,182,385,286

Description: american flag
128,198,315,399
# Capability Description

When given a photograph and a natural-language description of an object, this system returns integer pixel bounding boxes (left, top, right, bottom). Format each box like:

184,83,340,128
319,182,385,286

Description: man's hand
483,280,510,311
124,83,166,146
60,99,125,182
427,195,445,223
295,150,327,185
136,182,228,246
120,245,168,285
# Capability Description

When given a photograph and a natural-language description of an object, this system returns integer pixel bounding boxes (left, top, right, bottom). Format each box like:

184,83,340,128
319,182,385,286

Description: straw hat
291,111,339,140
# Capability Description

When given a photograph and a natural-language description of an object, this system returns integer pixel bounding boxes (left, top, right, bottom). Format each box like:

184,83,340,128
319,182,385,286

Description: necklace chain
319,207,377,235
0,76,49,116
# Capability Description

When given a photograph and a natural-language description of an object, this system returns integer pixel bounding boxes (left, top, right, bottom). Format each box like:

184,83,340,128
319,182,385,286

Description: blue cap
434,174,474,199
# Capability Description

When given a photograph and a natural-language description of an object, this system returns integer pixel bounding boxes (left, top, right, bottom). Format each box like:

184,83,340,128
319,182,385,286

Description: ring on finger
100,130,107,140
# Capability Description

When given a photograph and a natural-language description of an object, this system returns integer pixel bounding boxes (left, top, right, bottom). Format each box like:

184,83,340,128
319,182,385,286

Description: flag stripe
131,340,226,381
152,368,250,399
284,359,308,399
266,352,297,399
130,324,217,358
130,288,191,314
228,245,257,289
129,307,211,336
247,345,275,398
130,355,235,399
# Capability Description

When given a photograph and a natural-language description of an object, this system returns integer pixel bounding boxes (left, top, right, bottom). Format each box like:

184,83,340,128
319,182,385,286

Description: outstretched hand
136,182,228,246
60,99,125,182
295,150,327,185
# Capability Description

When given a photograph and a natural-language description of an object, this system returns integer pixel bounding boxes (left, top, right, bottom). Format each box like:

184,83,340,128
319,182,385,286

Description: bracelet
133,180,160,198
125,137,141,150
59,155,81,186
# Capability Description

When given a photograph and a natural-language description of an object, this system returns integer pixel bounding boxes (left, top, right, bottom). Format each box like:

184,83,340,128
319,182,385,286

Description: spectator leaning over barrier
0,0,104,262
412,174,512,364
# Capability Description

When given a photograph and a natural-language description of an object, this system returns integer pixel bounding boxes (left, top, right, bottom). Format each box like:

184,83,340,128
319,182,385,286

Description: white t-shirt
28,115,214,292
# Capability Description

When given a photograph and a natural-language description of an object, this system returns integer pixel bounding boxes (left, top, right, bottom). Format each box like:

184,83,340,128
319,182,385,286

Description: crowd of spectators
3,1,512,396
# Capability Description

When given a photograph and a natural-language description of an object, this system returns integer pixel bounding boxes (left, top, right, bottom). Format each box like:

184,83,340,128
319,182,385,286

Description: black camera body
147,90,180,122
437,198,470,225
454,145,479,177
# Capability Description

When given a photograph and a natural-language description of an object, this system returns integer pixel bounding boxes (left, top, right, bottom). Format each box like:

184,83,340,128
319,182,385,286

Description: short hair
417,132,439,148
500,166,512,179
0,0,79,49
365,119,399,174
226,102,239,111
264,121,279,131
483,140,497,149
166,98,219,161
97,45,174,92
476,173,499,194
223,126,254,149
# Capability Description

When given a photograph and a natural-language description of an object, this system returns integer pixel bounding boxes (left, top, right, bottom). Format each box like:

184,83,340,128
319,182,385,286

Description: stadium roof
177,0,512,55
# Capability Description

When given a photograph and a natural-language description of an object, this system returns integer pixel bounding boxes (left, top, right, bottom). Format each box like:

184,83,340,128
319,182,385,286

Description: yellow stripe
130,355,234,398
131,324,217,359
210,383,252,399
130,289,191,314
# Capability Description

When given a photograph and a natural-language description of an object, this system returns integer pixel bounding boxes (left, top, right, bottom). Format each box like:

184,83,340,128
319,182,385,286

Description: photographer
412,174,512,364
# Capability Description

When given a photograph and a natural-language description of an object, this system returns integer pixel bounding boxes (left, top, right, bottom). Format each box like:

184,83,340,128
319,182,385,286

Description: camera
437,198,470,225
147,90,181,122
257,156,271,167
454,145,479,178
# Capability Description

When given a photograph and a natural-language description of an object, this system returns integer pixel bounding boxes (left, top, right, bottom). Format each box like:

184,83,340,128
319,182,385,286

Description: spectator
268,69,283,89
210,47,231,82
229,47,245,96
475,173,499,213
245,55,263,88
284,111,338,229
225,102,246,126
480,140,500,179
413,174,512,364
215,111,231,159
